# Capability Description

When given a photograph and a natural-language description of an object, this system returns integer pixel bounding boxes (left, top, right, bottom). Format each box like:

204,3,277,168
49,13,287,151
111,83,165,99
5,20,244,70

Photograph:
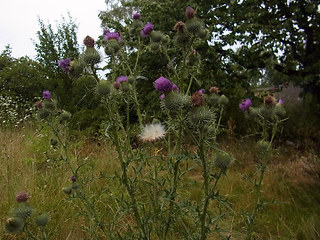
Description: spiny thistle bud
219,94,229,105
62,187,72,195
185,18,203,34
248,107,259,119
70,59,85,77
82,48,101,65
191,92,205,106
175,32,191,46
132,19,144,30
161,35,170,45
34,213,50,227
264,95,276,107
150,31,163,42
59,111,71,123
210,86,220,94
185,6,196,19
197,28,208,39
38,109,50,119
15,191,30,203
105,39,121,55
43,100,55,110
5,217,24,233
162,91,190,113
12,202,34,219
96,80,112,97
128,75,136,84
187,106,214,129
274,103,286,118
256,140,271,154
72,182,79,190
186,49,201,66
120,82,132,92
214,151,233,173
206,94,220,107
259,105,274,119
83,35,95,48
149,42,160,51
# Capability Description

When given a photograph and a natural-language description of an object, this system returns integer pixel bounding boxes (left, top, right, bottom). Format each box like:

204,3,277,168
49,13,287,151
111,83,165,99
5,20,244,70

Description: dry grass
1,127,319,239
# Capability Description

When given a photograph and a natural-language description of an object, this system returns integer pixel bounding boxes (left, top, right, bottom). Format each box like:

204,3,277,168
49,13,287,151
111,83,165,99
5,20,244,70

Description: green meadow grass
1,125,319,239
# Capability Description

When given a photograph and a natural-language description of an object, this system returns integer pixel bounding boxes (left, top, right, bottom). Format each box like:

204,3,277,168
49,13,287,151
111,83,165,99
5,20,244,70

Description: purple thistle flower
172,84,179,92
133,12,141,20
43,91,51,100
239,98,252,112
198,89,205,94
57,58,71,73
160,94,165,100
71,176,76,182
278,99,284,105
185,6,195,19
154,76,173,93
116,76,128,83
141,22,154,37
103,30,122,42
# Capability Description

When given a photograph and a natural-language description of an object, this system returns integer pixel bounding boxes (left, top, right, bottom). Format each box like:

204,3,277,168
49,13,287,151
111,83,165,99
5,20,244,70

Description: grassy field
1,124,319,239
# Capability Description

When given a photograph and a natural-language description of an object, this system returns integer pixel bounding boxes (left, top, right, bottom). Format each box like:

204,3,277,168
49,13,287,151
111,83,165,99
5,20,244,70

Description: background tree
34,14,80,111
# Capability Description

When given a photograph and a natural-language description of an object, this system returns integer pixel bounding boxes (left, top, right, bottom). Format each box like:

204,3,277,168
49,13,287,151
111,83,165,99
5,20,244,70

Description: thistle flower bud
59,111,71,123
15,191,30,202
72,182,79,190
186,50,201,66
82,48,101,65
105,39,121,55
12,202,34,219
206,94,220,107
62,187,72,195
150,31,163,42
34,213,50,227
214,151,233,173
162,91,190,114
70,59,85,77
38,109,50,119
96,80,112,97
185,6,195,19
274,104,286,118
264,95,276,107
191,92,205,106
83,35,95,48
185,18,203,34
259,105,274,119
120,82,132,92
175,32,191,46
5,217,24,233
197,28,208,39
43,100,55,110
219,95,229,105
187,106,214,129
127,75,136,84
161,35,170,45
256,140,271,154
149,42,160,51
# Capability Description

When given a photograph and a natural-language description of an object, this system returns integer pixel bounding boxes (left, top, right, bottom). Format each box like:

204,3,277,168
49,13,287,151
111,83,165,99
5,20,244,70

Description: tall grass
1,126,319,239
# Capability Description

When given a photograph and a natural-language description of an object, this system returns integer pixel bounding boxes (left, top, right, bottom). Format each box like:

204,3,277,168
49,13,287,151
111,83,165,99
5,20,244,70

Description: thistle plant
44,6,233,240
239,96,287,239
5,190,51,239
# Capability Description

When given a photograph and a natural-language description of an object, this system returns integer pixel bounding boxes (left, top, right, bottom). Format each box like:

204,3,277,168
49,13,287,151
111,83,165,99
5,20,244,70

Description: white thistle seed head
139,123,166,142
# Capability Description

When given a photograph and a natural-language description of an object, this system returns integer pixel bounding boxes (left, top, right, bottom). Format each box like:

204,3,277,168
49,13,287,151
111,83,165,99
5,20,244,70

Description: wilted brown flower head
113,82,121,90
15,191,30,202
191,92,205,106
83,36,95,48
35,101,43,109
174,21,185,32
264,95,276,107
209,86,220,94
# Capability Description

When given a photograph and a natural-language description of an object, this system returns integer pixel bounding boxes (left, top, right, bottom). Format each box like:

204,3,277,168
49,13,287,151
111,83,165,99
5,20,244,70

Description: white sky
0,0,107,59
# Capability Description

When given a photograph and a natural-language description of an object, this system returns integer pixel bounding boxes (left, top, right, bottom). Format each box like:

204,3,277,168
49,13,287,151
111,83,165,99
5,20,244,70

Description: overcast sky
0,0,107,58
